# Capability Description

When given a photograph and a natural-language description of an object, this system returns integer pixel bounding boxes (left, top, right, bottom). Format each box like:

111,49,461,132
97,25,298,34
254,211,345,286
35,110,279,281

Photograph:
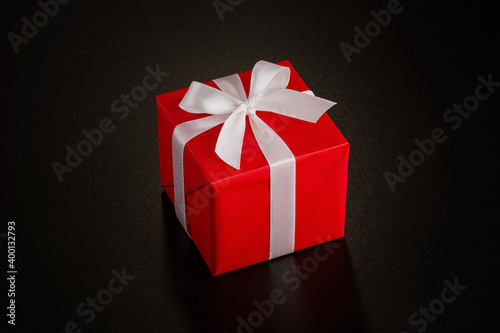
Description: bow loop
179,81,244,115
249,60,290,97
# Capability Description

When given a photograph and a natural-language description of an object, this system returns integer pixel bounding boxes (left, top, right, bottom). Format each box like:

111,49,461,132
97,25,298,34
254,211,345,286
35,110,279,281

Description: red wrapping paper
157,60,349,275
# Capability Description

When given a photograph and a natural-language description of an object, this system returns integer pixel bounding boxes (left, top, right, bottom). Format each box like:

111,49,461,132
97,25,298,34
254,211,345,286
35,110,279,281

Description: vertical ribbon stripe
172,114,229,235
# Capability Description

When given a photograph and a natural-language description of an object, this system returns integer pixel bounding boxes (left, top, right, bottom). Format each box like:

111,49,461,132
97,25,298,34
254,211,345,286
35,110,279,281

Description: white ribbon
172,60,336,260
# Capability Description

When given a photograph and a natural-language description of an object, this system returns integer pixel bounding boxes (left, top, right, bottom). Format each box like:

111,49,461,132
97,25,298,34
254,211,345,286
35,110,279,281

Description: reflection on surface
161,192,366,332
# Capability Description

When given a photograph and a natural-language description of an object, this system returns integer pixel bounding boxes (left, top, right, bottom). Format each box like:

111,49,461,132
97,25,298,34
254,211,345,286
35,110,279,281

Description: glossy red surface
157,61,349,275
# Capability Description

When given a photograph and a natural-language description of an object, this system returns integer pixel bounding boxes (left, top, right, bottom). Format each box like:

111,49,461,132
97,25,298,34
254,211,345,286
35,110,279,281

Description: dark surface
2,0,499,332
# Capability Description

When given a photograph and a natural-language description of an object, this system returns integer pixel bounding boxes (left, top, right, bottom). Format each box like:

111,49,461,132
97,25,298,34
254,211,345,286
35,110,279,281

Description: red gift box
157,60,349,276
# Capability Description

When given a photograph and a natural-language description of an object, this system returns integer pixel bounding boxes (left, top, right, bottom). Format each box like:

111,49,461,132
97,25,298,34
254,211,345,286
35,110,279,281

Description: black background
2,0,499,332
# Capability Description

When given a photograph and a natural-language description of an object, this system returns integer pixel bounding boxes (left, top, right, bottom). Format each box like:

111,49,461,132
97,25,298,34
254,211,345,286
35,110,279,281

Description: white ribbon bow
173,60,336,259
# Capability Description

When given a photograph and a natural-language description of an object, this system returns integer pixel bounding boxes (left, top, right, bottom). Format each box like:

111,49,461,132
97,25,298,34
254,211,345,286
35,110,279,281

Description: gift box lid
157,60,348,197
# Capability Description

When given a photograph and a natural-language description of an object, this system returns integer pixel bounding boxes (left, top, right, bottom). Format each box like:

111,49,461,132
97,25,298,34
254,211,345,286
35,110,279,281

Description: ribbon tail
249,114,296,259
215,110,247,169
172,114,230,236
253,89,336,122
